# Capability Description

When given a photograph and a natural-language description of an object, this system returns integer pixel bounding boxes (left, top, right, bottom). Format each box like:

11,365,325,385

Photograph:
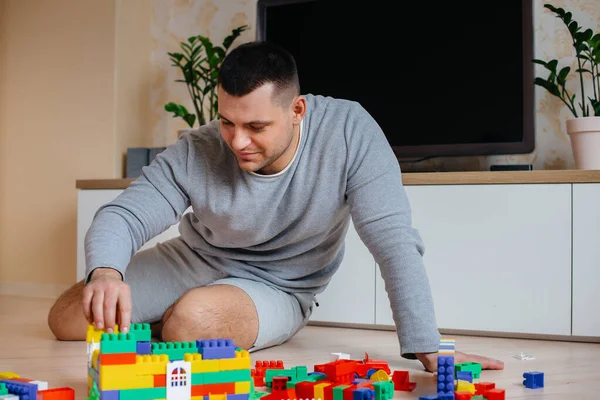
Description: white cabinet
375,184,572,336
572,183,600,337
77,189,186,281
308,222,376,325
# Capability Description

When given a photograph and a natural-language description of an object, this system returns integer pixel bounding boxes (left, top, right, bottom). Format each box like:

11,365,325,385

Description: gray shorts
123,237,315,351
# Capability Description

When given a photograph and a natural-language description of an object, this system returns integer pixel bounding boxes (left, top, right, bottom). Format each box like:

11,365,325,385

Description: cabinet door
375,184,572,336
572,183,600,337
77,189,188,281
309,221,376,325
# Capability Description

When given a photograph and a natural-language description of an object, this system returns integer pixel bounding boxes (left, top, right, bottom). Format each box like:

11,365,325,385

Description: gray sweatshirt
85,93,441,358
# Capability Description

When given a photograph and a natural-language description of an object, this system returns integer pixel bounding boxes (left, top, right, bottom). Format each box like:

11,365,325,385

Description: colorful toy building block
437,337,455,398
456,371,472,383
455,363,481,380
197,339,236,360
391,370,416,391
523,371,544,388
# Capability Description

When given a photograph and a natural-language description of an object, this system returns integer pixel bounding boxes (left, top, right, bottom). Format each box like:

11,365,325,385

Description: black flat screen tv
256,0,535,160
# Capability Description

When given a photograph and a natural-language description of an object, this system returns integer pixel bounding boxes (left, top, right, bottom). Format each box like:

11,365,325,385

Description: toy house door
166,360,191,400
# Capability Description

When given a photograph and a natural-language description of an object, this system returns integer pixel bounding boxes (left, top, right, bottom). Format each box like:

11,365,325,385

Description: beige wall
0,0,598,289
0,0,116,289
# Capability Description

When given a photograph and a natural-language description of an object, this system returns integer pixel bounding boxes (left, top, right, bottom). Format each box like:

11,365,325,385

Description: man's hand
82,267,132,334
416,351,504,373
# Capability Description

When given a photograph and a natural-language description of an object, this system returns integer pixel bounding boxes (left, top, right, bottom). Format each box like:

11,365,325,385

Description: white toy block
30,381,48,390
330,352,351,360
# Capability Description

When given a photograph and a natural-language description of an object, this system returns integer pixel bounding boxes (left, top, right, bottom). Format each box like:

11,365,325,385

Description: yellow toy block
314,382,330,400
135,354,169,376
191,397,203,400
99,364,154,390
234,381,251,394
87,323,119,343
184,353,220,373
0,372,20,380
91,350,100,370
370,370,389,381
208,395,225,400
456,380,475,394
220,350,251,371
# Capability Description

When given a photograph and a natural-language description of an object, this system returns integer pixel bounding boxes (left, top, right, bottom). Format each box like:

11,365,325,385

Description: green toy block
202,369,252,384
455,362,482,379
0,383,8,396
250,392,269,399
151,341,198,360
119,387,167,400
372,380,394,400
266,366,308,387
129,323,152,342
305,373,328,383
191,373,203,385
100,332,136,354
333,385,350,400
87,382,99,400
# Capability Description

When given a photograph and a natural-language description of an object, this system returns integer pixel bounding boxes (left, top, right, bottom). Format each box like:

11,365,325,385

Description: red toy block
191,382,236,396
154,374,166,387
474,382,495,395
37,387,75,400
99,352,136,365
391,370,416,391
295,381,317,399
484,388,505,400
455,393,473,400
252,360,284,387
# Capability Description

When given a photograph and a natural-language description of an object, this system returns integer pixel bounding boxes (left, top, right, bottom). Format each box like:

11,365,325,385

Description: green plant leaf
558,66,570,84
534,77,561,97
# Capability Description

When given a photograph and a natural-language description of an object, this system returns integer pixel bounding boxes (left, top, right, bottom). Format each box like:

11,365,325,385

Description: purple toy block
196,338,235,359
100,390,119,400
227,394,249,400
352,387,375,400
457,371,473,383
0,380,38,400
137,341,151,355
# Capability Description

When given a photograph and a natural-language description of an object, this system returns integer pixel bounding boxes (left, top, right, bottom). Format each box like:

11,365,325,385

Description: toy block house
86,324,253,400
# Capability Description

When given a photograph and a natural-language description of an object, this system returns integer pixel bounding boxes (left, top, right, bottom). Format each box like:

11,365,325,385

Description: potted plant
164,25,248,130
533,4,600,169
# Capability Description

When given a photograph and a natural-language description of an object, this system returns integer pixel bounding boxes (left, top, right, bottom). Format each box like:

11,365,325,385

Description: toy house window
170,367,187,386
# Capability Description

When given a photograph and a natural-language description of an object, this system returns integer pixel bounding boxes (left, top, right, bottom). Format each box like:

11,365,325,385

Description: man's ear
292,95,306,125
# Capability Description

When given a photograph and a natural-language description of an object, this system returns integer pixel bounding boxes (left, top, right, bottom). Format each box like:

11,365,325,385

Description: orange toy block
37,388,75,400
99,352,136,365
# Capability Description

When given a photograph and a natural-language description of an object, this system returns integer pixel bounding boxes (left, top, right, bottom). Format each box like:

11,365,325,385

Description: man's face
218,83,304,175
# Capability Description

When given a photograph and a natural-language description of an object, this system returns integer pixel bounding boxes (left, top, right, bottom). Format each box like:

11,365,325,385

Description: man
48,41,503,372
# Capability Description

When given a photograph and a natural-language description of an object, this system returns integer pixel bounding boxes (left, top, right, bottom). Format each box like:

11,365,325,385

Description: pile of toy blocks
0,371,74,400
249,352,419,400
86,324,253,400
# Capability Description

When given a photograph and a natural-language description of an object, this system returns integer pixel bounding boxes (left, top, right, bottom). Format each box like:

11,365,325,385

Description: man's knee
47,280,87,340
161,284,258,349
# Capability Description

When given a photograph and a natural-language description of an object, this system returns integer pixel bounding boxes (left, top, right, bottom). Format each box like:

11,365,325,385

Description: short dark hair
218,41,300,105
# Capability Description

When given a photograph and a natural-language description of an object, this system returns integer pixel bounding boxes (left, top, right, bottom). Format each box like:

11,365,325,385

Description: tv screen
256,0,535,160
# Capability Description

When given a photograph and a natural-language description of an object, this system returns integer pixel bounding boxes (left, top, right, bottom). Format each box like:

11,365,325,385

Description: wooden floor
1,294,599,399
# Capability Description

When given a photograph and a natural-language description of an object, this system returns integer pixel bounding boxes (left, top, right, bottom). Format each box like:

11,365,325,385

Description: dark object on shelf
126,147,166,178
490,164,533,171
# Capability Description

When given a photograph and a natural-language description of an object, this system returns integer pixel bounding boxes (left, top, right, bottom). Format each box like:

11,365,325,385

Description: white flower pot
566,117,600,170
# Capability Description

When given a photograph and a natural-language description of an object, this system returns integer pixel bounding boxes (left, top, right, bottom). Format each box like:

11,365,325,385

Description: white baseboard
0,282,70,299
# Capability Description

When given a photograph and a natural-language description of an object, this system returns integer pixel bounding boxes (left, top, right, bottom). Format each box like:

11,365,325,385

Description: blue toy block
419,396,439,400
352,387,375,400
136,341,151,355
0,380,38,400
523,371,544,388
456,371,473,383
437,355,455,394
227,394,249,400
196,338,236,359
100,390,119,400
438,393,454,400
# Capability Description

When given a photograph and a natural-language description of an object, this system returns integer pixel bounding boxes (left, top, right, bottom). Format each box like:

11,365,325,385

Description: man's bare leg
160,284,259,350
49,282,260,349
47,281,89,340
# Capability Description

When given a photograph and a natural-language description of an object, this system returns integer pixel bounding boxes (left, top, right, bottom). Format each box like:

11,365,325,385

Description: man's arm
84,134,193,281
343,104,440,359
